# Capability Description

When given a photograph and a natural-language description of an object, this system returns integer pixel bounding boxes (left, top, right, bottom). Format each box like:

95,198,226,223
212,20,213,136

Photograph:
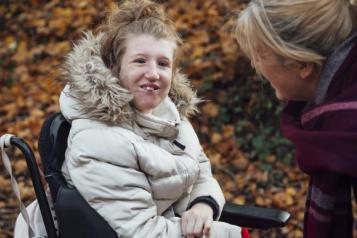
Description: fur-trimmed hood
60,32,200,125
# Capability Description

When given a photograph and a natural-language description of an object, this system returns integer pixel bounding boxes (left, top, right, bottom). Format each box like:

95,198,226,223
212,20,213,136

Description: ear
298,62,315,80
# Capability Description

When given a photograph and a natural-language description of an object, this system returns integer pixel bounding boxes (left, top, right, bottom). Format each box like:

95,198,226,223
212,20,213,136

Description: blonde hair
98,0,182,77
234,0,357,67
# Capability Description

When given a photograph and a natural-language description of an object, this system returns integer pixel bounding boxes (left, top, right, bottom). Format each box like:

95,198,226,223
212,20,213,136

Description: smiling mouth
140,84,159,92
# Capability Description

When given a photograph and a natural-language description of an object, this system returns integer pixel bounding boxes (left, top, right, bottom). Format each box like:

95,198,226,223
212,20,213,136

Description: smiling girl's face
120,34,176,114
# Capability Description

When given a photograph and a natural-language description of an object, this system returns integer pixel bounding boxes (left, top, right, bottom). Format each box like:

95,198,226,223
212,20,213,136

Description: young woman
234,0,357,237
15,0,244,237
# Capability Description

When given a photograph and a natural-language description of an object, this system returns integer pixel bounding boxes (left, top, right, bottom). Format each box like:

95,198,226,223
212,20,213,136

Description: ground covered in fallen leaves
1,1,356,238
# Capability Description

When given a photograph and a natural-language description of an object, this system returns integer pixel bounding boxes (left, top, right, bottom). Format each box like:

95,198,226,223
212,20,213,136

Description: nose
144,63,159,80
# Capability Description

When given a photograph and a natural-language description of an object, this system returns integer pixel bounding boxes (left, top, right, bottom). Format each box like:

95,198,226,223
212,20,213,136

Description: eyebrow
130,53,172,62
130,53,146,59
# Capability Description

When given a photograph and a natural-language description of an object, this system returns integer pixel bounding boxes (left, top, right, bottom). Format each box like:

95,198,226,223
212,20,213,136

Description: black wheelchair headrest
38,112,71,201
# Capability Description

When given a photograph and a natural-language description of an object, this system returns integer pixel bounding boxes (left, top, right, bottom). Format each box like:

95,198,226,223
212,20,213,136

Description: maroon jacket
280,37,357,238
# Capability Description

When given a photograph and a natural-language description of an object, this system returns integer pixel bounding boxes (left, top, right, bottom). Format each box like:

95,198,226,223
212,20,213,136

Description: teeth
142,86,156,91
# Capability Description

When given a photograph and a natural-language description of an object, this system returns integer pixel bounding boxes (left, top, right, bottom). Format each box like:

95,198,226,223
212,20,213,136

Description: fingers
182,211,205,238
202,218,212,235
186,215,196,238
192,219,204,237
182,212,196,238
181,204,214,238
181,212,188,236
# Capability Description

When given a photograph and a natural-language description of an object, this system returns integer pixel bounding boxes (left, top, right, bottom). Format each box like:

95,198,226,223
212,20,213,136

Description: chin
136,102,159,113
134,96,162,112
275,92,287,101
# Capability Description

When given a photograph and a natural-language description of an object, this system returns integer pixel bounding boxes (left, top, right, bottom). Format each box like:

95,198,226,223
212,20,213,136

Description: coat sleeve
173,120,225,219
187,150,226,219
65,128,185,238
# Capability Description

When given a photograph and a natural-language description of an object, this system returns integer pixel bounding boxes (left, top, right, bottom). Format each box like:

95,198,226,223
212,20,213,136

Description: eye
158,60,170,68
134,58,146,64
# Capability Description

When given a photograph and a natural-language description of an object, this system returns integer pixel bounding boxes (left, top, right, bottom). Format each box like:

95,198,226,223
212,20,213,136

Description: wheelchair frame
7,113,290,238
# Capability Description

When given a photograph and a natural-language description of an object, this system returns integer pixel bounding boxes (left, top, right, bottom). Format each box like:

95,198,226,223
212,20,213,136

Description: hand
181,202,213,238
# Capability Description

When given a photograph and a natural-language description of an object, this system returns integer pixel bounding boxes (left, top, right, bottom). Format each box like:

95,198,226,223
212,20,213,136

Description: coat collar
134,97,180,139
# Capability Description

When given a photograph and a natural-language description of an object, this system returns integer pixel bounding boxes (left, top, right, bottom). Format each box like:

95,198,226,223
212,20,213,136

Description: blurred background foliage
0,0,328,237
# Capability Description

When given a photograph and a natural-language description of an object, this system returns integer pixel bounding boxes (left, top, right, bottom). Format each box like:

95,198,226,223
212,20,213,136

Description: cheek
121,70,140,89
259,63,274,79
161,71,172,87
120,76,131,90
165,76,172,93
165,74,172,85
260,63,286,86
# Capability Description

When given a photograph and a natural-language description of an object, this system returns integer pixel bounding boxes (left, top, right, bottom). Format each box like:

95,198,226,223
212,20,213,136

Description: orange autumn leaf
202,102,219,118
210,132,222,144
222,125,235,139
273,192,294,208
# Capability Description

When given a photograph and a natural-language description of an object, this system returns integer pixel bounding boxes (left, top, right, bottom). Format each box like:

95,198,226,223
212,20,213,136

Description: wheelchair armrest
219,202,290,229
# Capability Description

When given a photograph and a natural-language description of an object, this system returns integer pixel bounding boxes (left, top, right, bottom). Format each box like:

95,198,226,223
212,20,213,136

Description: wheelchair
5,112,290,238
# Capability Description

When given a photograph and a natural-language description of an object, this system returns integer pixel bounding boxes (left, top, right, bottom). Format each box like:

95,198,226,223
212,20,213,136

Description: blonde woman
15,0,245,237
234,0,357,237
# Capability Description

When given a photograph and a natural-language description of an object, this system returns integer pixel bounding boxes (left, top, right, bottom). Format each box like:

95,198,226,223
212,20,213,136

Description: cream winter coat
14,33,241,238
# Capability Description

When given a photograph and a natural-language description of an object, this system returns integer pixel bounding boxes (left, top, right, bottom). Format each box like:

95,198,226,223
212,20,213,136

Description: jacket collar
134,97,180,139
314,33,357,104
